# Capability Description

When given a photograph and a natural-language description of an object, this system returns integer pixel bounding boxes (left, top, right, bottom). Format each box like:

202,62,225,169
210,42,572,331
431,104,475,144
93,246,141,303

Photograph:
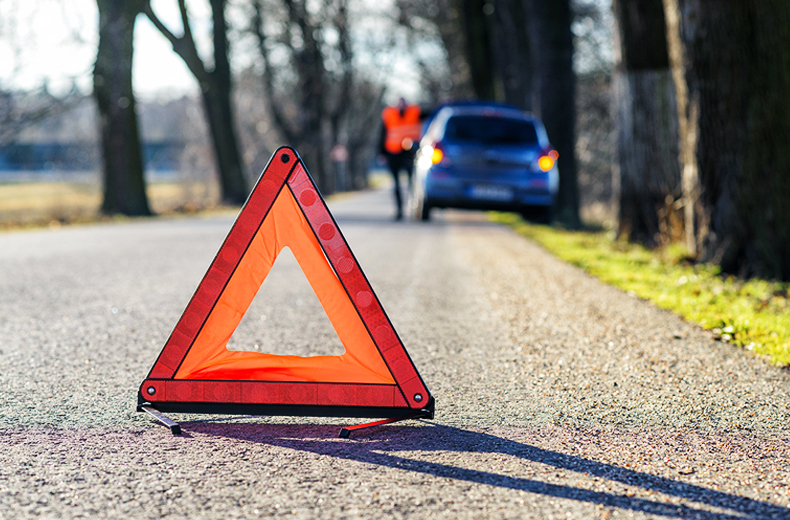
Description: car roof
440,106,538,121
421,105,551,148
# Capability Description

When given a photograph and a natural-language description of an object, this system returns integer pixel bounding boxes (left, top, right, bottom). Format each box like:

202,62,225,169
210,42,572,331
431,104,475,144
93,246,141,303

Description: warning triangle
138,147,433,420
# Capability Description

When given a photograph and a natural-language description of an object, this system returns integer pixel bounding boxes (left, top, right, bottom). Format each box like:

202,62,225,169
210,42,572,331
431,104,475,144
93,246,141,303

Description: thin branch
142,0,208,82
177,0,195,46
252,0,298,142
142,0,180,47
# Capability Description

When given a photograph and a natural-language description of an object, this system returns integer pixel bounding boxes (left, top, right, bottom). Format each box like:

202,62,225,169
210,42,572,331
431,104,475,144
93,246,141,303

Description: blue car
410,105,559,222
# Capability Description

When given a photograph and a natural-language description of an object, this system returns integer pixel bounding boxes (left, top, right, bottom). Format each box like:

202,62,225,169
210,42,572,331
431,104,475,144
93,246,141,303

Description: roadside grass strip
0,181,216,229
494,213,790,367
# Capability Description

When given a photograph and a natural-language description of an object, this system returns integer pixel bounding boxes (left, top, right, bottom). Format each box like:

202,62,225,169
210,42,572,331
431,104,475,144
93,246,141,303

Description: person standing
380,98,422,220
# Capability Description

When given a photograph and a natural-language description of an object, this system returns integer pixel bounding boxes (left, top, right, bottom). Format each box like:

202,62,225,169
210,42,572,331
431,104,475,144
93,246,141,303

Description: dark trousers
385,153,414,218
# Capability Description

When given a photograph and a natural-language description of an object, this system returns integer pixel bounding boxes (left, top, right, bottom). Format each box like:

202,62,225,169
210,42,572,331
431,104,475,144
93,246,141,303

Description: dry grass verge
0,181,221,230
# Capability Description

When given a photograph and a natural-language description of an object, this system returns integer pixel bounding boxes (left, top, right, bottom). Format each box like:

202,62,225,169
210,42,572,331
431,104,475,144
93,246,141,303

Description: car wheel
412,192,432,221
420,202,432,221
535,205,554,224
521,205,554,224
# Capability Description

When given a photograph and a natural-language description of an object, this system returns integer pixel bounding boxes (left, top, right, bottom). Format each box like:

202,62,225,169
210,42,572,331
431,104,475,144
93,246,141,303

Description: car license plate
468,184,513,201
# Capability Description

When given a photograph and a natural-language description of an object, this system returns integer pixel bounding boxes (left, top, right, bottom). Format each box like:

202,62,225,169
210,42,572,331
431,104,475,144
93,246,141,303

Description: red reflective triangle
138,147,432,418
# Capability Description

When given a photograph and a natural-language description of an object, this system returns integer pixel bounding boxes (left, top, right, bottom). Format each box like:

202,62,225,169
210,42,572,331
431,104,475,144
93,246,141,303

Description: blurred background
0,0,613,222
1,0,789,281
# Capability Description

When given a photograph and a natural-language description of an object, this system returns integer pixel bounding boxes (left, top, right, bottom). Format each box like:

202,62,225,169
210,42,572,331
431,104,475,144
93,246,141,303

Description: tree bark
532,0,579,226
678,0,790,279
663,0,700,255
205,0,247,204
457,0,498,100
252,0,350,195
490,0,533,110
614,0,681,246
94,0,151,216
144,0,247,205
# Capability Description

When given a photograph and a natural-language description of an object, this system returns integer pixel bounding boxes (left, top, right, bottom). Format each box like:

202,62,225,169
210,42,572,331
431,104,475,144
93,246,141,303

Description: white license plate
468,185,514,201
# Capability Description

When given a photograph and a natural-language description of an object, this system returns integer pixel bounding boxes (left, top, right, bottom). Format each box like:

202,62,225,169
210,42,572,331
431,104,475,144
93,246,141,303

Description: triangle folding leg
137,147,434,432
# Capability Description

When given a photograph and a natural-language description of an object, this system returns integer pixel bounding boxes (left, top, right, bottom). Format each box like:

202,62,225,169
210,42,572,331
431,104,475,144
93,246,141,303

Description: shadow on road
329,214,502,229
182,421,786,519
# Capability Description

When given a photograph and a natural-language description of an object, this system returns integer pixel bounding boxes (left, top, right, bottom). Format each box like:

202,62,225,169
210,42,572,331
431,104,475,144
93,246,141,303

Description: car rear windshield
443,115,539,145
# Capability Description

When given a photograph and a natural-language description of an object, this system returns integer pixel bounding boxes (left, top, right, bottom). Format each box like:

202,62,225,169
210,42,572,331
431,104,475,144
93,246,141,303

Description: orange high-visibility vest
382,105,422,153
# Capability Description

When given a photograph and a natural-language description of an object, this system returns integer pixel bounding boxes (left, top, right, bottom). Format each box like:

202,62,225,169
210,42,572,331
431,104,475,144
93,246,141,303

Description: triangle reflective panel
138,147,433,435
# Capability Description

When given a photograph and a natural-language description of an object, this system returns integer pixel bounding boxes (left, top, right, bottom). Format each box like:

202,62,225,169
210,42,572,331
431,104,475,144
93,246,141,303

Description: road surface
1,186,789,519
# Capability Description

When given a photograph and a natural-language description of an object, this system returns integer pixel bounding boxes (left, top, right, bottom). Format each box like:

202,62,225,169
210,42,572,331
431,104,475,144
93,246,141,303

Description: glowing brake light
419,141,448,168
538,150,558,172
431,147,444,164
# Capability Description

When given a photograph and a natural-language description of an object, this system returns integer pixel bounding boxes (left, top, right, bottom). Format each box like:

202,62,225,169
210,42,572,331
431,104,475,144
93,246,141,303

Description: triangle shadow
182,421,788,520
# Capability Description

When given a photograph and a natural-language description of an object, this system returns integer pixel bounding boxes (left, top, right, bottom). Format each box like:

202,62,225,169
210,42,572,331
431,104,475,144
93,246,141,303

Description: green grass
494,213,790,367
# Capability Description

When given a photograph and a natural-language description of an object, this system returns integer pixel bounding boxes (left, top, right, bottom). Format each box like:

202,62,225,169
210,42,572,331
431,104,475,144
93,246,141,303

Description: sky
0,0,229,99
0,0,423,102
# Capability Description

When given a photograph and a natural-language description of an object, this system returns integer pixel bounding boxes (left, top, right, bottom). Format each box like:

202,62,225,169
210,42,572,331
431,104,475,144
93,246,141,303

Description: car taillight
418,141,450,169
428,141,449,166
537,149,559,172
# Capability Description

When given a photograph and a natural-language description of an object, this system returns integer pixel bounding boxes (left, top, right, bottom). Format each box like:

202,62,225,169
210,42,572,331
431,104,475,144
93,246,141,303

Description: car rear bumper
424,186,554,211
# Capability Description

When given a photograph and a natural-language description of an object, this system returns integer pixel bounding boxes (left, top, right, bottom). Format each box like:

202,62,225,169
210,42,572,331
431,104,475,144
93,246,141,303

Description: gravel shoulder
1,189,789,519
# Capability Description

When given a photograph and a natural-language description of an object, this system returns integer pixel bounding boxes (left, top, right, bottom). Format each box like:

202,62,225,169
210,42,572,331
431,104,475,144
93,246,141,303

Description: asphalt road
1,186,789,519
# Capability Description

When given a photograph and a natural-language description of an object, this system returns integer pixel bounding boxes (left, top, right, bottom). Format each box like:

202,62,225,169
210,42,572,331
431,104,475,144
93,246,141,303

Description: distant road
1,186,789,519
0,169,177,182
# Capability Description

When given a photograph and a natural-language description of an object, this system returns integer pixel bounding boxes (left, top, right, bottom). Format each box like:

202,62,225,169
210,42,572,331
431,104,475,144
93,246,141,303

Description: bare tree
143,0,248,205
456,0,497,100
400,0,529,106
663,0,699,255
572,0,617,225
94,0,151,216
532,0,579,226
0,2,85,148
396,0,474,101
675,0,790,279
250,0,356,194
0,88,83,148
490,0,534,110
613,0,680,246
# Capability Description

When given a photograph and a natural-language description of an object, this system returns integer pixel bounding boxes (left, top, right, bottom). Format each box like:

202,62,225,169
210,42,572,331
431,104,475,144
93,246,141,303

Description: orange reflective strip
174,186,396,385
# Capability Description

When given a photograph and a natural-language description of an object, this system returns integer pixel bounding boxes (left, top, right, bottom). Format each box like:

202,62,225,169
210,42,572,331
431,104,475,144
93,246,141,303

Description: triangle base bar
137,394,435,420
137,397,434,437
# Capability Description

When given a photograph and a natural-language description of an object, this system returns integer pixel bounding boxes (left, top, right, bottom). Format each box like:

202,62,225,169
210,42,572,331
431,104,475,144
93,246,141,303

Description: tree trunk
201,85,247,205
206,0,247,204
532,0,579,226
457,0,498,100
490,0,533,110
614,0,681,246
663,0,700,255
143,0,247,205
251,0,333,194
94,0,151,216
678,0,790,279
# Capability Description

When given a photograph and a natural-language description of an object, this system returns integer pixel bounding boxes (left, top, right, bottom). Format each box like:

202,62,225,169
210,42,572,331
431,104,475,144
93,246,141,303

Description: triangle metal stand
338,411,430,438
138,398,434,438
139,405,181,435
